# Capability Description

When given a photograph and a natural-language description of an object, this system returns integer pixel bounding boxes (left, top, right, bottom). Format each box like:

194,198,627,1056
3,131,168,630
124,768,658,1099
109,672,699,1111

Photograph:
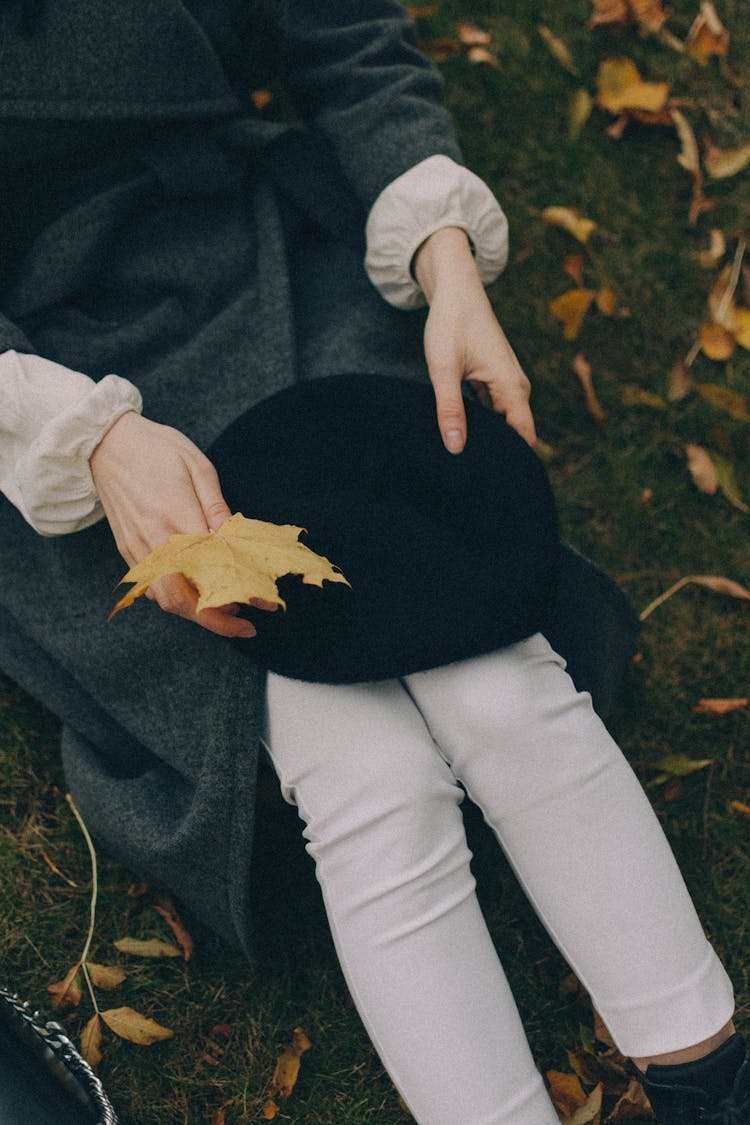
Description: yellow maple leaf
111,513,350,618
597,58,669,114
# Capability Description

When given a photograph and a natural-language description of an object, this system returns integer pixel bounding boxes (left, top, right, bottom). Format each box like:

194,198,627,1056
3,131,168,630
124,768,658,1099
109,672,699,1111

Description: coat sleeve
279,0,465,210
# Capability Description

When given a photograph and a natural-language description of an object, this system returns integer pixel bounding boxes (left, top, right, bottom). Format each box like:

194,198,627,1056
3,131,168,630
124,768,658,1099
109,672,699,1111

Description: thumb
430,367,467,454
191,456,232,532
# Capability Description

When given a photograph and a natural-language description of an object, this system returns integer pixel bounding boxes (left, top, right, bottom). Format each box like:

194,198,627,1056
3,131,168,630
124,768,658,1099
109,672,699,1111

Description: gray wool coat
0,1,638,959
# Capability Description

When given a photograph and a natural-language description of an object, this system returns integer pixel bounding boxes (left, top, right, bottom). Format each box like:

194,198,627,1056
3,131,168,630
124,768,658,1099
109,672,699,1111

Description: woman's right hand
89,411,266,638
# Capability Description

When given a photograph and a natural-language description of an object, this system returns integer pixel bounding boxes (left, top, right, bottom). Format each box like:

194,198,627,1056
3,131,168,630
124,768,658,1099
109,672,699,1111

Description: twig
639,575,694,621
65,793,100,1015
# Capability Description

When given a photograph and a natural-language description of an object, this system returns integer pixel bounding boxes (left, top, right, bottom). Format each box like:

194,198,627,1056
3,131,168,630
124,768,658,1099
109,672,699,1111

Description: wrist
413,227,478,304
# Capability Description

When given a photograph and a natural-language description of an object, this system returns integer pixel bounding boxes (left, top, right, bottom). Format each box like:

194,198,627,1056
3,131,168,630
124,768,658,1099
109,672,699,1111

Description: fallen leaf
543,206,598,243
686,445,719,494
569,88,594,139
564,254,586,286
714,454,749,513
694,698,748,714
81,1014,103,1069
596,287,617,316
467,44,500,67
47,964,83,1009
548,1070,587,1117
100,1007,174,1045
111,513,350,618
605,1078,653,1120
262,1101,280,1120
648,753,713,781
538,26,580,75
707,264,739,332
700,322,736,360
210,1100,235,1125
671,109,699,174
267,1028,313,1101
564,1082,604,1125
457,22,491,45
630,0,671,34
128,882,149,898
406,5,438,17
250,89,273,111
667,359,692,401
150,894,194,961
699,229,726,269
420,36,462,62
114,937,182,958
730,800,750,816
572,353,606,422
735,308,750,351
589,0,629,27
686,2,729,64
694,384,750,420
621,386,667,409
703,139,750,180
663,776,685,802
597,59,669,114
568,1047,609,1088
87,963,126,990
640,574,750,620
552,290,597,340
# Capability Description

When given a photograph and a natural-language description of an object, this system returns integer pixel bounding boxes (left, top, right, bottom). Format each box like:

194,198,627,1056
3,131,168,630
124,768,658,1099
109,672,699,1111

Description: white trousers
263,634,734,1125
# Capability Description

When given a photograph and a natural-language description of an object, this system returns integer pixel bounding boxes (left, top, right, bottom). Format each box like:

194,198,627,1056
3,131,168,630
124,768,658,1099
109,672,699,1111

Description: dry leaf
605,1078,653,1120
551,290,597,340
420,36,462,62
648,753,713,782
596,287,617,316
699,229,726,269
87,963,126,990
548,1070,588,1117
714,454,749,513
101,1006,174,1045
708,265,738,331
622,386,667,409
735,308,750,351
572,353,606,422
267,1027,313,1101
730,800,750,816
639,574,750,621
114,937,182,958
564,254,586,286
538,26,580,75
406,5,438,17
150,894,194,961
686,2,729,64
704,139,750,180
667,359,692,401
81,1014,103,1069
543,207,597,243
686,445,719,494
48,964,83,1009
663,776,685,802
694,384,750,420
630,0,670,34
694,698,748,714
564,1082,603,1125
568,1048,608,1088
700,322,736,360
262,1100,280,1120
250,89,273,111
112,513,350,618
597,59,669,114
128,882,149,897
210,1100,235,1125
589,0,629,27
569,88,594,139
467,45,500,67
457,22,491,45
671,109,699,174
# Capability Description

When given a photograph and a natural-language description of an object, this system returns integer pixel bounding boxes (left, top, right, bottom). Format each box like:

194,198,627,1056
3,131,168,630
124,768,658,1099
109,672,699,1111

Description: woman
0,3,746,1121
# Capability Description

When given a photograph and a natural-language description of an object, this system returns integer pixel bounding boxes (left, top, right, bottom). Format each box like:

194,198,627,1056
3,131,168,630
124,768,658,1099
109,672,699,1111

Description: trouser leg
263,671,560,1125
402,634,735,1059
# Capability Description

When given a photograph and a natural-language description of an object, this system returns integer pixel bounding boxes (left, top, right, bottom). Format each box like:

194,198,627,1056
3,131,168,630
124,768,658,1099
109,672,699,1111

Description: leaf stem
639,575,694,621
65,793,100,1015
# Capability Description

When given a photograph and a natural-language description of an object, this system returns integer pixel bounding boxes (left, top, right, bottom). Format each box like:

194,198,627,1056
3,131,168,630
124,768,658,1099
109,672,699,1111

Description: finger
504,401,537,447
430,368,467,454
189,455,232,532
152,575,256,638
483,375,537,447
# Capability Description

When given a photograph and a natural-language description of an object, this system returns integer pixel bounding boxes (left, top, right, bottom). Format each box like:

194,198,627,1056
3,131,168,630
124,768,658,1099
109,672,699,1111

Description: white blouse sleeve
0,350,142,537
364,154,509,310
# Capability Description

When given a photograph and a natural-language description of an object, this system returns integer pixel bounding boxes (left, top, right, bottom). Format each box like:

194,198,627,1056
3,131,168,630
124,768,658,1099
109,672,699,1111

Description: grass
1,1,749,1121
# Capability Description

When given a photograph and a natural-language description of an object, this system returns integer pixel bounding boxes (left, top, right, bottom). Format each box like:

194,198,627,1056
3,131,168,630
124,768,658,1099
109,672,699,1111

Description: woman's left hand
413,227,536,453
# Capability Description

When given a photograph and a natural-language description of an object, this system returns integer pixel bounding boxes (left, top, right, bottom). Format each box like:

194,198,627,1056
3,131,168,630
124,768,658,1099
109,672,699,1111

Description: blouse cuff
11,359,142,537
364,154,509,310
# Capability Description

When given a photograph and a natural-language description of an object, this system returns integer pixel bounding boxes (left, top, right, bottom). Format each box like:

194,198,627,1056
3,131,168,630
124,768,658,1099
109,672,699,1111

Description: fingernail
445,429,464,454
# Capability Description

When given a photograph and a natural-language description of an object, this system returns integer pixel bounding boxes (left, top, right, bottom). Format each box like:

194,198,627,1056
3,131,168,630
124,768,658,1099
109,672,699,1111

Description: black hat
208,373,560,683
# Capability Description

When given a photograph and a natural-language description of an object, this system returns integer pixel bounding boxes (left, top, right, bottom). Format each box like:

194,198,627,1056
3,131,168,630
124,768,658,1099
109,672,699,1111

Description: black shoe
0,984,120,1124
629,1033,749,1124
